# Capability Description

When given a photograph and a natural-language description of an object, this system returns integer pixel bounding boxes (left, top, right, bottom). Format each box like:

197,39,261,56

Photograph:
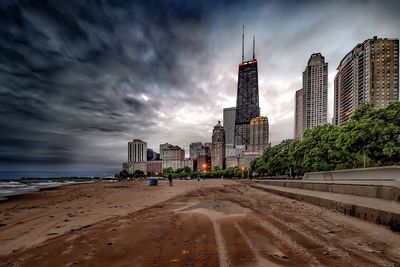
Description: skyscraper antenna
253,35,255,59
242,25,245,62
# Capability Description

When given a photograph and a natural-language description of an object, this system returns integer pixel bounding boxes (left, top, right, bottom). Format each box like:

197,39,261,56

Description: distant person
168,173,173,186
197,174,200,182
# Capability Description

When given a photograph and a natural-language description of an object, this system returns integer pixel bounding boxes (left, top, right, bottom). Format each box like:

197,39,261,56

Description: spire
242,25,245,62
252,35,255,59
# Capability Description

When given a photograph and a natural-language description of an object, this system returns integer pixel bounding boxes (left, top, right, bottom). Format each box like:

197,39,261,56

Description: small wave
0,190,14,194
0,180,93,201
0,182,25,188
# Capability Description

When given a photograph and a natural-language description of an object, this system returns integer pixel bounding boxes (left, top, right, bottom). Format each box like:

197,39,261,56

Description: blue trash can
149,178,158,186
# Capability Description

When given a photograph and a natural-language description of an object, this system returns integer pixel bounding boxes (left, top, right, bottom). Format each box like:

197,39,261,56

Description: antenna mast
253,35,255,59
242,25,245,62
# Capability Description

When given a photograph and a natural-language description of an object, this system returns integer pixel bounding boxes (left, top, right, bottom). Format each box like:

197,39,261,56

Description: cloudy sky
1,0,399,177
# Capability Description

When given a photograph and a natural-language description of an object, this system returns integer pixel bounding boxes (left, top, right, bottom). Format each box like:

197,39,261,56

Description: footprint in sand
61,245,74,255
66,234,80,242
47,232,58,236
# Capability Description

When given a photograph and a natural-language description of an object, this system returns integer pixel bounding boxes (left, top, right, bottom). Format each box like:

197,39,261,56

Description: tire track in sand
234,222,282,267
177,199,251,267
253,216,322,267
212,220,231,267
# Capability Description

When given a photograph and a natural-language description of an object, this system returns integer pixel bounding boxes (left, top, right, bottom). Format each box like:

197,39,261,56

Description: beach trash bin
149,178,158,186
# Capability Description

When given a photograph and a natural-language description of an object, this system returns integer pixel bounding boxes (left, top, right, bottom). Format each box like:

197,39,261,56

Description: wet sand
1,181,400,266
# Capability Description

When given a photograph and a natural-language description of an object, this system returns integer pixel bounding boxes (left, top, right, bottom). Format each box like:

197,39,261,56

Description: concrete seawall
257,180,400,202
251,184,400,232
303,166,400,181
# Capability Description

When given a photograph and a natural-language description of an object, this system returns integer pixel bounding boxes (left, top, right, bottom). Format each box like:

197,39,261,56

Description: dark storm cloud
0,0,222,172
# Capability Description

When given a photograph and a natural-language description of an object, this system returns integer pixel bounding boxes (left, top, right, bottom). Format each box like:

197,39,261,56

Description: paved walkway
255,179,397,187
252,183,400,214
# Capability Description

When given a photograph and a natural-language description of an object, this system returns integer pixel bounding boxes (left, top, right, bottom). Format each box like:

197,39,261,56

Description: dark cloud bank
0,1,215,175
0,0,399,177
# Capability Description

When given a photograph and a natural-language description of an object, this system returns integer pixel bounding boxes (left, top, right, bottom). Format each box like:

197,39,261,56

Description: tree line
251,102,400,177
160,166,247,179
115,166,248,180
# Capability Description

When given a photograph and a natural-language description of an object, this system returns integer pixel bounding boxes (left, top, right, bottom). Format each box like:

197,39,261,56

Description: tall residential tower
211,121,225,169
123,139,148,174
302,53,328,135
128,139,147,162
223,107,236,156
334,37,399,125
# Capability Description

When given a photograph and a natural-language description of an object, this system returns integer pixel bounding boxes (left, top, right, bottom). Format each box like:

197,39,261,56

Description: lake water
0,180,93,201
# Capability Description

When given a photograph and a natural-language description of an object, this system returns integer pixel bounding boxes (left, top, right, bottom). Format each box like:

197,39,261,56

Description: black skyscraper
234,28,260,147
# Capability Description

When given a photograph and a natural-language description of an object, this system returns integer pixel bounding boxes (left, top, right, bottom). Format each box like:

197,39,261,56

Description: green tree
300,124,342,172
338,102,400,167
252,139,294,177
213,166,221,171
133,170,145,178
252,101,400,175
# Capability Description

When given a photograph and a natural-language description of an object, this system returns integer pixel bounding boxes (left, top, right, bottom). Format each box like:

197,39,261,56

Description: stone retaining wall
303,166,400,181
251,184,400,232
257,180,400,202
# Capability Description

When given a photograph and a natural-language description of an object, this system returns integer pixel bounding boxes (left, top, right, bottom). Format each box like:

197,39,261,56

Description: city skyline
1,1,400,176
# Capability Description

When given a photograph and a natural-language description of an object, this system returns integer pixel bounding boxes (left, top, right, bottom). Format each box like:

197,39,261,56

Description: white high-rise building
128,139,147,162
123,139,148,174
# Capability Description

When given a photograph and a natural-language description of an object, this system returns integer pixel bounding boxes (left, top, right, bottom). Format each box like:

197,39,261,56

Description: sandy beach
1,180,400,266
0,179,234,256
